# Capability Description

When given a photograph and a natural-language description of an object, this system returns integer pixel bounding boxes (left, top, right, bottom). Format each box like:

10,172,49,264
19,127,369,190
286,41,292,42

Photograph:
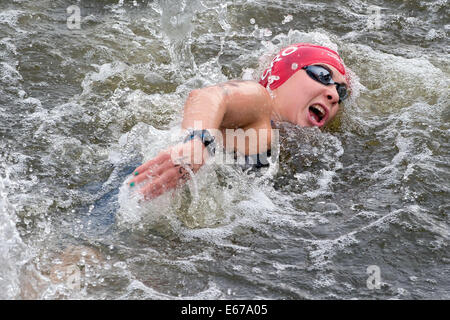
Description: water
0,0,449,299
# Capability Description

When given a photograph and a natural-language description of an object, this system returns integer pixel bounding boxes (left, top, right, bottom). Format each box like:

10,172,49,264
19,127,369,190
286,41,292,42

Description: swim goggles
302,65,349,102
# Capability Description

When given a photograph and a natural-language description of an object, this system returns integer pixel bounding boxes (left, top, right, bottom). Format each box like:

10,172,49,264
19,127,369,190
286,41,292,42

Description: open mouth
308,104,328,126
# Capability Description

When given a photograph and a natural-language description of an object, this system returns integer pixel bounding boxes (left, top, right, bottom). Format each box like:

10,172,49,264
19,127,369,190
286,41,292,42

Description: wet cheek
285,97,303,123
329,107,339,122
295,106,308,126
293,103,303,122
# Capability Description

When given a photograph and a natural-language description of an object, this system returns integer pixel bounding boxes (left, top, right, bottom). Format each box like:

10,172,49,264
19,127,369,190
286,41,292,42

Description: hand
128,138,208,200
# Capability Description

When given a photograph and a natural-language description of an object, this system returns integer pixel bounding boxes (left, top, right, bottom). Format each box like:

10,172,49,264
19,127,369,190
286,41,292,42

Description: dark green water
0,0,449,299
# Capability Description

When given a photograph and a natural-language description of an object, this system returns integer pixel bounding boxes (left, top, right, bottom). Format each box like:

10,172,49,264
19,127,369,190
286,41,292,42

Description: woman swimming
129,43,350,200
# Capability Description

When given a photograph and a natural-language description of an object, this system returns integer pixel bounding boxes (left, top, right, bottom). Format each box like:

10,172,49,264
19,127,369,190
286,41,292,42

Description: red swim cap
259,43,346,90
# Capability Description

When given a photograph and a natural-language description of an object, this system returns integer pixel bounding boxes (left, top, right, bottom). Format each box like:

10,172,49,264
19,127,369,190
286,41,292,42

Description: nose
325,85,340,104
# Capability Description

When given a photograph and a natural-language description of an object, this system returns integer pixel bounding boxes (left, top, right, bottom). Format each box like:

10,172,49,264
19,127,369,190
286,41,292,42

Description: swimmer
129,43,350,200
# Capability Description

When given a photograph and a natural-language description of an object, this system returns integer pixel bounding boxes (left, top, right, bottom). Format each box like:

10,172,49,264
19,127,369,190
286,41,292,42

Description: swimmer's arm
130,81,273,200
182,80,273,131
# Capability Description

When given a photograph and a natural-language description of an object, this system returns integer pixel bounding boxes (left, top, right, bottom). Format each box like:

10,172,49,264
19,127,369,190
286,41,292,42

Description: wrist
183,129,216,156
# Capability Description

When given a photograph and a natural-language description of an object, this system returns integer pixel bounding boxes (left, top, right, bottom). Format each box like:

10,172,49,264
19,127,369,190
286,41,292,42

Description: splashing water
0,0,449,299
0,163,29,299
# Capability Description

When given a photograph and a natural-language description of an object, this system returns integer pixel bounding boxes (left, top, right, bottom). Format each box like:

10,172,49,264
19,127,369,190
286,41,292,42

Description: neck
270,99,284,122
271,111,282,122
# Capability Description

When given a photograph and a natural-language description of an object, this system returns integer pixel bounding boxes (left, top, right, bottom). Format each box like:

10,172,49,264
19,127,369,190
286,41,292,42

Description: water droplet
291,63,298,70
263,29,272,37
282,14,293,25
250,18,255,25
113,261,127,269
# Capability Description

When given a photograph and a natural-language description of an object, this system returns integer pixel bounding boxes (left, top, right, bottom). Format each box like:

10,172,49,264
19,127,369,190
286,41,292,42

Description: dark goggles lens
303,65,348,102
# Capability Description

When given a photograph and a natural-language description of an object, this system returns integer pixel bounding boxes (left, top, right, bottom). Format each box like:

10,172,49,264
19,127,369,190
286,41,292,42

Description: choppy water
1,0,449,299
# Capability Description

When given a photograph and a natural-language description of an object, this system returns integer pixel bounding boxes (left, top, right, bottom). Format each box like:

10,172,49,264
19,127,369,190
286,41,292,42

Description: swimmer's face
272,63,348,128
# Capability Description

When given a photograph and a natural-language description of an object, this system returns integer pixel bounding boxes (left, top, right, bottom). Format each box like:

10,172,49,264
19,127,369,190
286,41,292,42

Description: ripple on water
0,0,449,299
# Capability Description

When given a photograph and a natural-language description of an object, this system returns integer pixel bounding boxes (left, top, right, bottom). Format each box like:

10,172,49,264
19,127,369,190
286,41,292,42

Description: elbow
187,88,202,101
187,86,226,107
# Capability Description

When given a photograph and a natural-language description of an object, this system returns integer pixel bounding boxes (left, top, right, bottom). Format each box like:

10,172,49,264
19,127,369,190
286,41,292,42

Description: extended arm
129,80,273,199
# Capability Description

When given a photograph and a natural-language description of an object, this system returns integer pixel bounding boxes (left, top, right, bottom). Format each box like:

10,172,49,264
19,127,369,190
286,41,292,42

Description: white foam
0,37,18,58
81,62,127,93
0,62,22,84
120,279,225,299
342,43,447,114
0,165,29,299
0,10,23,28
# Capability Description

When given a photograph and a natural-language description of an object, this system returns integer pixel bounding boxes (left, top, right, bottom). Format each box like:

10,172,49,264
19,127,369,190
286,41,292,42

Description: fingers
139,166,190,200
175,165,191,182
129,158,174,186
132,151,171,176
129,141,203,200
